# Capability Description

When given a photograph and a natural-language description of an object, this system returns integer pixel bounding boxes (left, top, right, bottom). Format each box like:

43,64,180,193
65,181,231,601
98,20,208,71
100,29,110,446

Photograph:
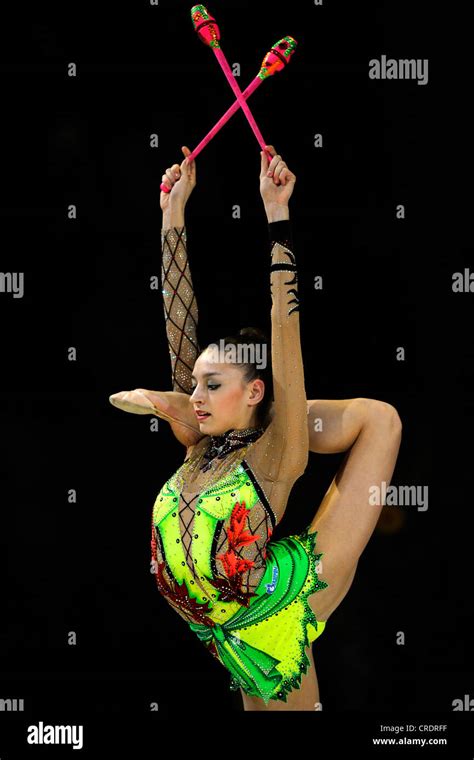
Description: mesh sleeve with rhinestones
161,226,200,394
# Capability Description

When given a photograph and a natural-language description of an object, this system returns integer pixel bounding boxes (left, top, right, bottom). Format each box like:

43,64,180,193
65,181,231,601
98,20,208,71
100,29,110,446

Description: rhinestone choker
200,426,265,472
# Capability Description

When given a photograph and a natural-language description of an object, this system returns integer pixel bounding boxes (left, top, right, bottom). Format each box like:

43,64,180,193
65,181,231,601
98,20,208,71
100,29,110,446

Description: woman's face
189,349,264,435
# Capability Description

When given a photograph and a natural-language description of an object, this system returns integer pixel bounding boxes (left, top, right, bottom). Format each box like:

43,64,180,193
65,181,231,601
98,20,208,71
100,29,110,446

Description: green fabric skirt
188,526,329,705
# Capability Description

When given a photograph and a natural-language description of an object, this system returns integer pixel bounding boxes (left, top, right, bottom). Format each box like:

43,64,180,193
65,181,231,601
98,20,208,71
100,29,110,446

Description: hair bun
238,326,268,343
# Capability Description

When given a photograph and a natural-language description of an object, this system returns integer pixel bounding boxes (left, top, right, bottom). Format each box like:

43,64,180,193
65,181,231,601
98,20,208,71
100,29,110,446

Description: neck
212,424,261,438
200,424,264,472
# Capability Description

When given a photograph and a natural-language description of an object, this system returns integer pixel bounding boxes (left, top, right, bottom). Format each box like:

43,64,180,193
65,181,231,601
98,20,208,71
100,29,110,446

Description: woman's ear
248,378,265,405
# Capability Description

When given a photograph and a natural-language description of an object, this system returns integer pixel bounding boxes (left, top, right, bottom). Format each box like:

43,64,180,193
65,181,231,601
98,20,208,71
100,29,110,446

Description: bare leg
306,399,402,621
109,390,377,455
306,398,374,453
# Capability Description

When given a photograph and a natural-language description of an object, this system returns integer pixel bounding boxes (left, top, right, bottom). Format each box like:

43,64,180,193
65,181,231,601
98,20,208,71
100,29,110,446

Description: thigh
307,555,358,623
306,408,402,620
240,646,320,711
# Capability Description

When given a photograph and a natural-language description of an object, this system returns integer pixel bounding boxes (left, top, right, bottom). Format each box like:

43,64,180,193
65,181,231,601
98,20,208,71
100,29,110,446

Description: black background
0,0,472,745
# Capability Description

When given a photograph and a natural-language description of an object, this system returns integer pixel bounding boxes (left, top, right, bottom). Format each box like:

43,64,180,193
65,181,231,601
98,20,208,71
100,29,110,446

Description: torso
151,434,280,629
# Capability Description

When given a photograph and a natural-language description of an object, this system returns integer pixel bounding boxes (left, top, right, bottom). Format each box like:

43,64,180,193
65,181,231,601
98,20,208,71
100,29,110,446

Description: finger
267,153,282,176
165,168,177,185
273,159,288,180
182,158,194,177
171,163,181,178
181,146,196,176
260,144,276,174
161,173,172,189
261,152,278,176
280,169,296,186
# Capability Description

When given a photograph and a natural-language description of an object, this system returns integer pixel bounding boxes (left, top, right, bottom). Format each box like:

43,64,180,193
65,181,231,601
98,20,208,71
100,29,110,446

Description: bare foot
109,389,157,415
109,388,203,448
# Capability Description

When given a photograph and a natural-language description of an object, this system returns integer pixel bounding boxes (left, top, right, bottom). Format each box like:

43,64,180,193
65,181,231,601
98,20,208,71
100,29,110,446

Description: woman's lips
195,411,211,420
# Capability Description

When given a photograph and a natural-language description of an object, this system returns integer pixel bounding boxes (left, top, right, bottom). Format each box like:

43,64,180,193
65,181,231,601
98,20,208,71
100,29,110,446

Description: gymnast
109,145,402,711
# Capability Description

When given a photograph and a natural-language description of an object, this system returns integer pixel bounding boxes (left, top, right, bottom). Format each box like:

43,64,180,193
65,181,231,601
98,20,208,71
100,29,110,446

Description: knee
359,398,402,431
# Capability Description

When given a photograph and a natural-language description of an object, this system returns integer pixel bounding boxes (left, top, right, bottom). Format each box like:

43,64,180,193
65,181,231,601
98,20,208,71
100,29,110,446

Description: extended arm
109,148,205,447
260,214,309,480
160,148,200,394
245,146,309,486
109,215,204,447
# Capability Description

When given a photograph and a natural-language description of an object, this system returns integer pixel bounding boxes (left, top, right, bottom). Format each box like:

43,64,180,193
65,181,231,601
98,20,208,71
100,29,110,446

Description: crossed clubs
160,4,297,193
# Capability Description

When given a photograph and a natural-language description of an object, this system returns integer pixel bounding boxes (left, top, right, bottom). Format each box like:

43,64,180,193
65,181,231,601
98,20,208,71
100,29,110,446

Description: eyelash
191,384,220,392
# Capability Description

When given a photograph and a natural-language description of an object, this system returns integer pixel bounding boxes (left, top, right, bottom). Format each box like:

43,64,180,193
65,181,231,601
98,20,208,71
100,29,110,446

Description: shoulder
245,418,305,483
243,422,276,477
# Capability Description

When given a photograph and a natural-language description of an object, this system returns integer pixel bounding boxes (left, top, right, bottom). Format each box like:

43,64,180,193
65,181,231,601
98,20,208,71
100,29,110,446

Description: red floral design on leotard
217,501,260,574
204,501,262,608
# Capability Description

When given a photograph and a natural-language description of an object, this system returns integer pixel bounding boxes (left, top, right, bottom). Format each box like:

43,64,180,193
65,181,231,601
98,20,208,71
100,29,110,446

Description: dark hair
198,326,273,428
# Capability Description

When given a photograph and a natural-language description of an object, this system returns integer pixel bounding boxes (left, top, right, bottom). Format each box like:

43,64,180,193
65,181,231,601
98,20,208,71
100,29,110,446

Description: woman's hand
160,145,196,214
260,144,296,212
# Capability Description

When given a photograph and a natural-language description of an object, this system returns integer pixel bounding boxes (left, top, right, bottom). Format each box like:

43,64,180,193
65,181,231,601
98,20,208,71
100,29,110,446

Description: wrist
162,203,186,229
264,204,290,223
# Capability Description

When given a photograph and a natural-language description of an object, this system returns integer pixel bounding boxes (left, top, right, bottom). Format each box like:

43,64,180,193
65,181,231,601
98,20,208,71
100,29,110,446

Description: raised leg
110,391,381,454
306,398,402,622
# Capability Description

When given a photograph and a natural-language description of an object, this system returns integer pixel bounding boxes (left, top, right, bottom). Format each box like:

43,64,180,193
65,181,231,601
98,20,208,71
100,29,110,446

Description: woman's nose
190,386,202,403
